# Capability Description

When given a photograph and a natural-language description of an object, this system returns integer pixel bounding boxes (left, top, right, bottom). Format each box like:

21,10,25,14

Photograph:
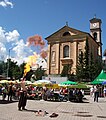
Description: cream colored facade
46,18,102,75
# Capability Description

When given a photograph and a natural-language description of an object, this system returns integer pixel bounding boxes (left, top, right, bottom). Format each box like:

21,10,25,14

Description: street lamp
7,47,13,79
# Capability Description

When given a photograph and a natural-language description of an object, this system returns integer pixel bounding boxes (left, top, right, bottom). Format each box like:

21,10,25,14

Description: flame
24,52,38,77
24,63,31,77
27,52,38,66
24,34,47,77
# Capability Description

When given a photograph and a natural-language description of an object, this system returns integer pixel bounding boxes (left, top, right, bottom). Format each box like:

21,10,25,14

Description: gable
45,25,88,40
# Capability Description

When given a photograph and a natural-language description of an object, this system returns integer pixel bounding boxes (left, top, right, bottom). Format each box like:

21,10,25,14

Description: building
45,17,102,75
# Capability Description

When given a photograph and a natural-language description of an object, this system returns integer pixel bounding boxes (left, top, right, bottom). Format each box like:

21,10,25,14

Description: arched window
93,32,97,41
63,45,69,58
63,31,71,36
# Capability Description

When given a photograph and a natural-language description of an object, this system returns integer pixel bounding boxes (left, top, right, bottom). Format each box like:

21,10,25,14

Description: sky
0,0,106,66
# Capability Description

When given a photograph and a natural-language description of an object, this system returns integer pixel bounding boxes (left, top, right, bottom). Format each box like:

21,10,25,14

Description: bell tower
90,16,102,57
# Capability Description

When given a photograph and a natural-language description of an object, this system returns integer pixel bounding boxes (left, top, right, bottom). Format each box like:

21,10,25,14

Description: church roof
45,25,88,39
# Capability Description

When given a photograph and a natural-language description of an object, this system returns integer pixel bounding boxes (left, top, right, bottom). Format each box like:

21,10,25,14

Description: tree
19,62,26,78
89,52,96,81
83,38,90,80
76,38,103,82
61,64,72,78
0,59,26,80
76,51,85,82
7,59,21,79
34,66,46,80
0,61,6,76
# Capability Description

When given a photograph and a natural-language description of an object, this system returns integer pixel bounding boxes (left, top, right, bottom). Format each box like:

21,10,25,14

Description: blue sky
0,0,106,65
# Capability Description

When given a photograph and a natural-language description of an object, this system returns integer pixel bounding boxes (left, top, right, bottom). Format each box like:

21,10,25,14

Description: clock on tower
90,17,102,56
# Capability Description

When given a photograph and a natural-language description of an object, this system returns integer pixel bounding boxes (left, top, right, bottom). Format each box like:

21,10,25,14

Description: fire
24,63,31,77
24,52,38,77
27,52,38,66
24,34,47,77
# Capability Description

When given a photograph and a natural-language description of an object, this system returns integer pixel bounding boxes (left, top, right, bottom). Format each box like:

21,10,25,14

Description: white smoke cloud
0,0,14,8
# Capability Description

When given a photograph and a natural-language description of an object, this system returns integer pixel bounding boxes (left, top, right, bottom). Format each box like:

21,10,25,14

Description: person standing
94,85,99,102
90,86,95,97
103,86,106,101
18,78,28,111
8,83,13,101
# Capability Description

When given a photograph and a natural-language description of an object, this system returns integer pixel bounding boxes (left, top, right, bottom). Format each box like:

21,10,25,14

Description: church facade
45,17,102,75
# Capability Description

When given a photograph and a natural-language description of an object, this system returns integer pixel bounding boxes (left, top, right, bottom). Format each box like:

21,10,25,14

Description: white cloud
0,0,14,8
12,39,33,65
5,30,20,42
0,27,31,64
0,42,6,59
0,26,47,69
0,27,6,43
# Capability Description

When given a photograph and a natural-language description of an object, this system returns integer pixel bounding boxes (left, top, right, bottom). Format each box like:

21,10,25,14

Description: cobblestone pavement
0,96,106,120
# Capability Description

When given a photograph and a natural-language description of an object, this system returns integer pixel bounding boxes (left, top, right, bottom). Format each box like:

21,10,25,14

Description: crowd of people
1,79,106,111
90,85,106,102
0,79,84,103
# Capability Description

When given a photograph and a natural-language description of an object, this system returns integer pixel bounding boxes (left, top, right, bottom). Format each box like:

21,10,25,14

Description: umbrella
0,80,8,83
25,81,32,85
91,70,106,85
34,79,52,85
59,80,77,86
8,80,16,84
102,81,106,85
91,80,102,85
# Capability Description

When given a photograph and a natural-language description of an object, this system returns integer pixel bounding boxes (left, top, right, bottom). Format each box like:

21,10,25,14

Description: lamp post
7,47,12,79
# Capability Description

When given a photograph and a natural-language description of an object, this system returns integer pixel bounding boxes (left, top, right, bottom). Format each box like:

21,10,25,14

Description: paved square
0,96,106,120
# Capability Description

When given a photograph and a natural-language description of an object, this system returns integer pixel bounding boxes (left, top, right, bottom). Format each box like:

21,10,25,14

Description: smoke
27,34,48,59
40,50,47,59
23,34,48,77
27,34,45,48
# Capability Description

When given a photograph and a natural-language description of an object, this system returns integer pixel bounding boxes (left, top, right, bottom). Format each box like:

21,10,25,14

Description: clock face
93,23,97,27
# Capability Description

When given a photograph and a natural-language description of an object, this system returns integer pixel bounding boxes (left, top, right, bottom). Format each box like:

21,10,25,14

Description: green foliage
0,61,7,76
61,64,71,77
0,59,47,81
76,38,102,82
0,59,26,79
7,59,23,79
34,66,46,80
83,38,90,79
76,51,85,81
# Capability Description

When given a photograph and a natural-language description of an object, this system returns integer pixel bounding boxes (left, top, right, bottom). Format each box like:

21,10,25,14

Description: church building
45,17,102,75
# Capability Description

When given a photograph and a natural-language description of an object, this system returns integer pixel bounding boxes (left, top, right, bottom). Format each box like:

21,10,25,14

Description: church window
63,45,69,58
93,32,97,41
51,51,55,62
63,31,71,36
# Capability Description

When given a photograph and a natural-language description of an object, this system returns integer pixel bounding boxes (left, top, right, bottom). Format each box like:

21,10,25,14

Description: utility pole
7,48,12,79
